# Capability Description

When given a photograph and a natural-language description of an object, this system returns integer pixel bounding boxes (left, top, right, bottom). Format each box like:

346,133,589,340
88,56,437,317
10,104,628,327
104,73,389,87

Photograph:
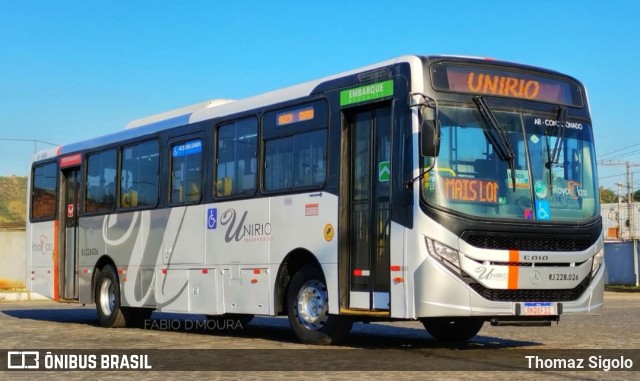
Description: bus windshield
422,105,598,222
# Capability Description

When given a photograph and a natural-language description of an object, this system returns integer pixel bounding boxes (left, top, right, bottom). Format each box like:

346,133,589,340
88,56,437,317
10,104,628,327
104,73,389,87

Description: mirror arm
409,92,436,109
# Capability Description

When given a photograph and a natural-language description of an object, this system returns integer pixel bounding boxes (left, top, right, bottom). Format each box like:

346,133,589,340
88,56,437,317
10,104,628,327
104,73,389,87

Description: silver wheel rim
296,280,329,330
99,278,116,316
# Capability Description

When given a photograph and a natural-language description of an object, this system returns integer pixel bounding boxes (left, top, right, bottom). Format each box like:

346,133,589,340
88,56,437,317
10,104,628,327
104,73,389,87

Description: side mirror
420,107,440,157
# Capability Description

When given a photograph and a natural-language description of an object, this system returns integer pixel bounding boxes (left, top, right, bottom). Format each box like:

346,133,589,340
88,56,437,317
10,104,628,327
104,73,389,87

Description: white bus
27,55,604,344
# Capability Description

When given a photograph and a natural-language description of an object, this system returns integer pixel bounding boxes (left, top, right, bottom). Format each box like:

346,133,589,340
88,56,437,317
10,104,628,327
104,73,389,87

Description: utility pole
627,164,634,240
615,182,624,239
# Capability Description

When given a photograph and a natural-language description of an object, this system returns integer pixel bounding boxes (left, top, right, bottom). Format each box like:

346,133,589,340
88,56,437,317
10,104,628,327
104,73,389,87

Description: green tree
599,186,617,203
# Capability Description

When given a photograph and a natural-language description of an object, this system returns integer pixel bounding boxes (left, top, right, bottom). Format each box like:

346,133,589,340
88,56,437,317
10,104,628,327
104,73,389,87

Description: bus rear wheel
286,264,352,345
421,317,484,341
95,265,151,328
95,265,127,328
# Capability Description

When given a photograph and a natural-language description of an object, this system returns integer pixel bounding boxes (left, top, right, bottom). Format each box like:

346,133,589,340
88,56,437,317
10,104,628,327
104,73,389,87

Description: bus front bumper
413,256,605,319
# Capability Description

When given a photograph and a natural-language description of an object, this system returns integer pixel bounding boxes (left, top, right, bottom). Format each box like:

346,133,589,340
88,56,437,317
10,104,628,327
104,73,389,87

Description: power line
0,138,58,146
599,172,627,181
0,138,59,153
598,148,640,162
599,142,640,158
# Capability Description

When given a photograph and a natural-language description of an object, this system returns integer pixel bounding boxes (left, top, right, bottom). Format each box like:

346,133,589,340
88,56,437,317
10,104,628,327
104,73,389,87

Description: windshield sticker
534,180,548,198
535,200,551,220
550,179,587,210
378,161,390,182
510,169,530,189
524,208,533,219
533,118,583,130
530,134,539,144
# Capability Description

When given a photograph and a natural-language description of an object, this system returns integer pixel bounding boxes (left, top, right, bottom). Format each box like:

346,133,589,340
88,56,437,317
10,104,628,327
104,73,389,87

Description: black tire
287,263,352,345
421,317,484,341
95,265,153,328
95,265,127,328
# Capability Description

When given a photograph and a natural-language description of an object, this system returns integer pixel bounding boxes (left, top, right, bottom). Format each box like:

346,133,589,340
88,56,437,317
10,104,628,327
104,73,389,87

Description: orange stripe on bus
53,219,59,301
508,250,519,290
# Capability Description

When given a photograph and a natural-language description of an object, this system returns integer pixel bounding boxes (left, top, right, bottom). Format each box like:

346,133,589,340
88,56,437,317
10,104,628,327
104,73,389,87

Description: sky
1,1,639,192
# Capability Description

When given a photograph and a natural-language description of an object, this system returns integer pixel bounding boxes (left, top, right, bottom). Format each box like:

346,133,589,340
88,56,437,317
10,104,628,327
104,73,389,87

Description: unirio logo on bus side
208,208,272,243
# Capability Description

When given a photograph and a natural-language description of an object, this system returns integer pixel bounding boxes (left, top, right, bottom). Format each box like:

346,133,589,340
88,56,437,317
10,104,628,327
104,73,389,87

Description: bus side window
216,177,233,196
121,140,159,209
170,138,203,204
85,149,116,214
264,130,327,191
215,118,257,198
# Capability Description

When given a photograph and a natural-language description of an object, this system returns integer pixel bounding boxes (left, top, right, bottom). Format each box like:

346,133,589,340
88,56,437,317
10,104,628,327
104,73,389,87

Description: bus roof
125,98,235,129
188,55,422,124
50,55,420,159
39,54,579,162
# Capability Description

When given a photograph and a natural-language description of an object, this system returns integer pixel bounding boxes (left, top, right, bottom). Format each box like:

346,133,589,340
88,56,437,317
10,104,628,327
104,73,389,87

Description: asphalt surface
0,292,638,380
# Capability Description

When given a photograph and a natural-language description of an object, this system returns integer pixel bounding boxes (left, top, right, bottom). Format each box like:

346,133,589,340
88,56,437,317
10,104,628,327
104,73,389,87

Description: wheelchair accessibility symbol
207,208,217,229
535,200,551,221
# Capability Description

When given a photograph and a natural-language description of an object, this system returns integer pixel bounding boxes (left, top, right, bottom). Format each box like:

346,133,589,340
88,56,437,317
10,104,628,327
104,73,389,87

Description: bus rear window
31,162,58,221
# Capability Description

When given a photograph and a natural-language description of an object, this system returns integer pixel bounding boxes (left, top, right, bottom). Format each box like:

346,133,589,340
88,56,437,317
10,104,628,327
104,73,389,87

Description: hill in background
0,176,27,228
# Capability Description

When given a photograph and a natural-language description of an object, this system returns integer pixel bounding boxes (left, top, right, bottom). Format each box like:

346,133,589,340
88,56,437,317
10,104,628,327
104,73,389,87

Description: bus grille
462,233,593,252
468,277,590,302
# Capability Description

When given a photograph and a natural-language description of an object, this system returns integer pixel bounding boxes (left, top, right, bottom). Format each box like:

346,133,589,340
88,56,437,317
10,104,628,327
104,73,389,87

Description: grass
605,284,640,292
0,176,27,228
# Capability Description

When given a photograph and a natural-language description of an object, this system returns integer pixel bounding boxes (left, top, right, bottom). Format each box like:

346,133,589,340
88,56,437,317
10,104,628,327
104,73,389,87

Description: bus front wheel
421,317,484,341
287,264,352,345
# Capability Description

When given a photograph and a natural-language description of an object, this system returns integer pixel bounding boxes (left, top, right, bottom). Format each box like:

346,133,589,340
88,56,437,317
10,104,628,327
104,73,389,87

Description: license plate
523,302,556,316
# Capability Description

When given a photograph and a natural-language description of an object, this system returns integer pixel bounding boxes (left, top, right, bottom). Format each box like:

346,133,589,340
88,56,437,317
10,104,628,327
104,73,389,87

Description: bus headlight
591,247,604,277
426,238,461,268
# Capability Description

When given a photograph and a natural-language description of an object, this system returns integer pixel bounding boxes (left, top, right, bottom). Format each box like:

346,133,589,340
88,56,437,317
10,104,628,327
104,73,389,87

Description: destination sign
59,153,82,168
172,139,202,157
443,177,499,204
431,63,582,107
277,106,315,126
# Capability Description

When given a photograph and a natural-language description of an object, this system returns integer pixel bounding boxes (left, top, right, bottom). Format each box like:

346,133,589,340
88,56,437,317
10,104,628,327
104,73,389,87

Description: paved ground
0,292,638,380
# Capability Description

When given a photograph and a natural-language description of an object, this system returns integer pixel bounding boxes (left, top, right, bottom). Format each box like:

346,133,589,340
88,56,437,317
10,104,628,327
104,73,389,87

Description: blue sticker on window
535,200,550,220
173,140,202,157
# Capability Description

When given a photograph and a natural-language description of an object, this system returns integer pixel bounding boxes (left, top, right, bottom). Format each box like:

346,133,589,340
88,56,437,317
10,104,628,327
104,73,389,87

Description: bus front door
62,168,80,300
346,106,391,311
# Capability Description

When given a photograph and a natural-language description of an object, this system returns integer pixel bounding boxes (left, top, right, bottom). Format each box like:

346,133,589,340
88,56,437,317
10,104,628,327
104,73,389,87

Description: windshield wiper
545,106,567,186
473,96,517,192
546,106,567,168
